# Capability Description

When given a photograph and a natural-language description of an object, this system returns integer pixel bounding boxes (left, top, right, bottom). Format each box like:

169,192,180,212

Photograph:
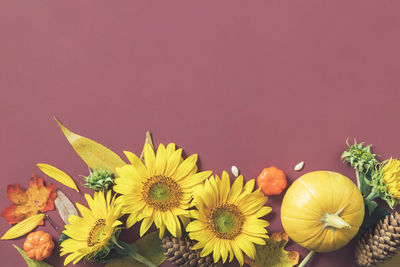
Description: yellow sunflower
382,158,400,199
186,171,271,266
113,143,211,238
60,190,122,265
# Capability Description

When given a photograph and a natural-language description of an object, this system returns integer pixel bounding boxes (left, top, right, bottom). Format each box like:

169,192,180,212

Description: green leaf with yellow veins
245,232,299,267
106,231,166,267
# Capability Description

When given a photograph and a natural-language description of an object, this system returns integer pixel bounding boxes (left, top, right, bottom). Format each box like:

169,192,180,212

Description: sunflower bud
84,168,114,191
341,140,378,174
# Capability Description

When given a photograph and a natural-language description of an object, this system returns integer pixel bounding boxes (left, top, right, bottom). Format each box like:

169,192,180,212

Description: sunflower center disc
87,219,107,247
210,204,244,239
143,175,182,211
149,183,172,202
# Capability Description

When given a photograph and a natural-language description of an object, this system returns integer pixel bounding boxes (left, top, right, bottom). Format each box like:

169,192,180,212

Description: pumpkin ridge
298,179,324,212
335,185,356,214
331,228,337,251
329,171,336,213
311,228,330,250
297,225,327,245
281,215,322,223
340,209,365,226
281,205,325,221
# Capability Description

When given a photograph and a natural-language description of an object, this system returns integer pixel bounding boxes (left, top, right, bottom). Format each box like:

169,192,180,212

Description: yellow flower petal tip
37,163,79,192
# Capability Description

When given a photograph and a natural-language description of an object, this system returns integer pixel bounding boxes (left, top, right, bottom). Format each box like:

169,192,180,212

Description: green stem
298,250,316,267
356,170,361,191
366,190,378,201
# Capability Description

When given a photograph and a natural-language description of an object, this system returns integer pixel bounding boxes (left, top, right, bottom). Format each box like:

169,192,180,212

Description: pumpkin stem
322,213,351,229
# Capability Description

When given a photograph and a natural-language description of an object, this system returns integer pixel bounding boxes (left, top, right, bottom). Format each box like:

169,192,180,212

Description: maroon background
1,1,400,266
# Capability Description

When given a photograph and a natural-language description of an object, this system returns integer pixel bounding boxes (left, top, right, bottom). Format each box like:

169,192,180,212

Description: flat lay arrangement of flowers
1,118,400,267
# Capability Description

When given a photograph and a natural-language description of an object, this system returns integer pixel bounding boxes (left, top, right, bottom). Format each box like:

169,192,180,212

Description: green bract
84,168,115,191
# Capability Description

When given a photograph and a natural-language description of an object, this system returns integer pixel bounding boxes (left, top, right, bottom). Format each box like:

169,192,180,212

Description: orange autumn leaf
0,175,56,225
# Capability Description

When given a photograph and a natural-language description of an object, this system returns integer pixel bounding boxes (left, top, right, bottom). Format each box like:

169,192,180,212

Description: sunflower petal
123,151,149,178
220,171,230,202
236,238,256,259
164,211,177,237
231,241,244,266
213,239,221,263
155,144,167,175
165,148,182,177
180,171,211,189
126,213,139,228
165,143,176,157
174,154,198,180
140,217,153,237
144,143,156,175
227,175,243,203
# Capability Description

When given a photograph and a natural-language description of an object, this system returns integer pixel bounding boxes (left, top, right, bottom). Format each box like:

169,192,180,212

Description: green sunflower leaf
365,199,378,216
13,245,54,267
355,204,390,239
58,232,70,245
105,231,165,267
357,171,372,196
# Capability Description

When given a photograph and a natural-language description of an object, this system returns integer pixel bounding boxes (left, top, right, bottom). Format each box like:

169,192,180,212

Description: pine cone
161,236,222,267
355,212,400,266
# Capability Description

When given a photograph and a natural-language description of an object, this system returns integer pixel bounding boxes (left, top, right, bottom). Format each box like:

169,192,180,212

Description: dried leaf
1,213,45,239
105,231,166,267
1,176,56,224
37,163,79,192
245,232,299,267
54,189,78,225
55,117,126,172
13,244,54,267
139,131,154,162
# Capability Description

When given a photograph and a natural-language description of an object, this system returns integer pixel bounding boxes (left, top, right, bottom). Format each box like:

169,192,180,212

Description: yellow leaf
37,163,79,192
1,213,45,240
245,232,299,267
55,117,126,172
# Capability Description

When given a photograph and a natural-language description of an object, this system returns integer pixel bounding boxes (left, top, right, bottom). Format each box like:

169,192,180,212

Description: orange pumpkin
23,230,54,261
